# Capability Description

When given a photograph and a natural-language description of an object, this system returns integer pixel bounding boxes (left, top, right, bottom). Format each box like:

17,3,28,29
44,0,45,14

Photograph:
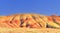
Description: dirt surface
0,28,60,33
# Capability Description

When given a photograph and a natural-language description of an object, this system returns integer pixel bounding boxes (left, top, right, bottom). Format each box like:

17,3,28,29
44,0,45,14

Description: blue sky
0,0,60,16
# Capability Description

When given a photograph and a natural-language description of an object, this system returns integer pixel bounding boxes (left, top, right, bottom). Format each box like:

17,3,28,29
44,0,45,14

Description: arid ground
0,28,60,33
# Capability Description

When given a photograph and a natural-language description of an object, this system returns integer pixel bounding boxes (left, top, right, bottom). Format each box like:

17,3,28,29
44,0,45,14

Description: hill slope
0,14,60,33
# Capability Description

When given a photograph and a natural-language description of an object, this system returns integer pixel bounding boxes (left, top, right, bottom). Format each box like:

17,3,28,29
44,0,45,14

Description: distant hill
0,14,60,29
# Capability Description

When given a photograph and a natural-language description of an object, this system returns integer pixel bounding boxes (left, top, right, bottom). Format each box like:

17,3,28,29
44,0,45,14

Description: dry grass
0,28,60,33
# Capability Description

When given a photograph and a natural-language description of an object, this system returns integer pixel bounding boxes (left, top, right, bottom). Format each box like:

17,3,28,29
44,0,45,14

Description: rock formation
0,14,60,29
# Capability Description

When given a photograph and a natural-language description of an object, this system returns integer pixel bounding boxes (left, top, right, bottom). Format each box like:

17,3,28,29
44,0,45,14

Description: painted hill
0,14,60,29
